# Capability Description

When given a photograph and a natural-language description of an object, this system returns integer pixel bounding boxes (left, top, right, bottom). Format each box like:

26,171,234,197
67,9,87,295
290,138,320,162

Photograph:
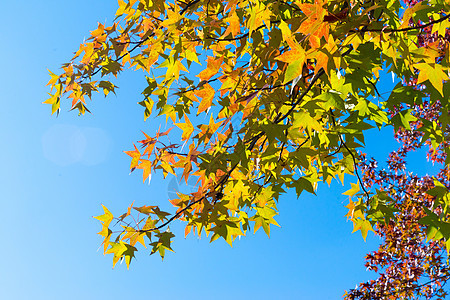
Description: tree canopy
47,0,450,297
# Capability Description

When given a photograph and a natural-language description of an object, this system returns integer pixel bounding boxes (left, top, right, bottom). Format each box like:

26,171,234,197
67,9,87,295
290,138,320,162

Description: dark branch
329,110,371,203
353,13,450,33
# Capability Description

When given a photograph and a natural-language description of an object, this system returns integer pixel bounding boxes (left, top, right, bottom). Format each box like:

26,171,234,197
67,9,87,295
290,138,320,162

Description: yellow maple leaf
416,63,449,96
175,115,194,141
399,1,428,29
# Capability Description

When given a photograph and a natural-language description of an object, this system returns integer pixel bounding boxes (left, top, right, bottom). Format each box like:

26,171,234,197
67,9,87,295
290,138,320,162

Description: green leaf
292,111,323,133
284,59,305,84
259,123,289,143
317,91,345,110
150,231,175,260
390,109,417,131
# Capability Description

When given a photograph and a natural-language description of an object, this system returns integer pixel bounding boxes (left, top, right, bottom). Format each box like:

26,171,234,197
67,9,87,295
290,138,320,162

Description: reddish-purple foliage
346,1,450,298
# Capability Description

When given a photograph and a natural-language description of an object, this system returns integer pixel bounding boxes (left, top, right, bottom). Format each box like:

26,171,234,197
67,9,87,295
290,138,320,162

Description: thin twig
329,110,371,203
325,141,344,158
353,13,450,33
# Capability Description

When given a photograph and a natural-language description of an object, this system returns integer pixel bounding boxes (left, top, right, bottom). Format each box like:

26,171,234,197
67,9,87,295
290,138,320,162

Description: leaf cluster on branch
47,0,450,298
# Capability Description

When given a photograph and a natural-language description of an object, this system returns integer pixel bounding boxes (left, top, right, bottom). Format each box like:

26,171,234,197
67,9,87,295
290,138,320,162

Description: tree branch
353,13,450,33
329,110,371,203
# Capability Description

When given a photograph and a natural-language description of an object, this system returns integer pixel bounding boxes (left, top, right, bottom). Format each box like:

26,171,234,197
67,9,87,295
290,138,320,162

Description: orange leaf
89,23,105,39
197,57,223,81
117,200,135,222
137,159,152,183
222,10,240,37
156,126,174,138
185,225,192,237
276,37,305,64
296,0,329,44
138,131,157,158
46,70,60,88
195,83,215,114
124,144,141,171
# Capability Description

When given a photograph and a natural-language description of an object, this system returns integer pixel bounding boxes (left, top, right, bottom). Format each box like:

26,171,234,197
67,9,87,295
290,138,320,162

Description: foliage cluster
47,0,450,297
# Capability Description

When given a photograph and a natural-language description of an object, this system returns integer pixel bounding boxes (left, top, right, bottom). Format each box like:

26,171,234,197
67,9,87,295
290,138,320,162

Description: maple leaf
247,1,270,36
292,111,323,134
94,204,113,226
352,218,374,241
343,182,360,197
277,38,307,84
175,115,194,141
209,218,243,246
150,231,175,260
94,204,114,253
46,69,60,88
138,131,157,158
296,0,329,44
399,1,428,29
391,109,418,131
276,40,306,64
222,10,241,37
106,241,137,269
124,144,141,172
133,205,158,215
194,83,215,114
416,63,448,96
122,228,147,248
156,126,173,138
137,159,152,183
344,199,356,220
197,57,223,81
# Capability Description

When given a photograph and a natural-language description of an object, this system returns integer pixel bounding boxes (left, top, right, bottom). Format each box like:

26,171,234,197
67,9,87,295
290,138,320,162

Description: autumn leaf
399,1,429,29
222,10,241,37
138,131,157,158
175,115,194,141
137,159,152,183
194,83,215,114
296,0,329,44
106,241,137,269
124,144,141,172
197,57,223,81
352,218,374,241
46,69,60,88
150,231,175,260
343,183,360,197
292,111,323,133
415,62,448,96
276,25,306,83
133,205,158,215
94,204,114,228
94,204,114,253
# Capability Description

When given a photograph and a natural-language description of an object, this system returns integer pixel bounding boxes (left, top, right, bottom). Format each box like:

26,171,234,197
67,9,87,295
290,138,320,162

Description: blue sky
0,1,437,299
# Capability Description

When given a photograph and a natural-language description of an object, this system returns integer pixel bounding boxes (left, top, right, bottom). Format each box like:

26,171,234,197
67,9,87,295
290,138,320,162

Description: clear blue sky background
0,1,440,299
